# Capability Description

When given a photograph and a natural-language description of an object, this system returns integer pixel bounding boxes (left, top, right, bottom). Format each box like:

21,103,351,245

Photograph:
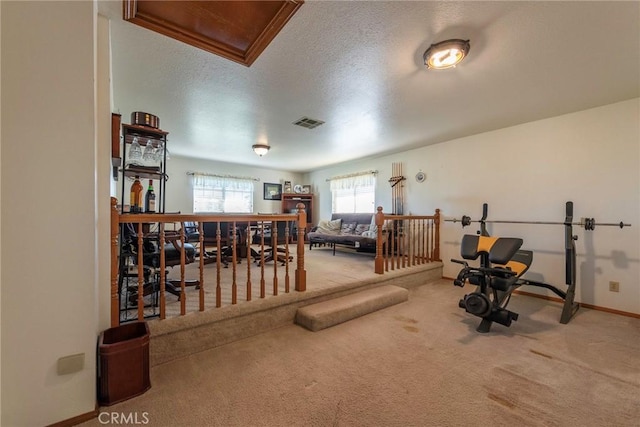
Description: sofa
308,213,380,255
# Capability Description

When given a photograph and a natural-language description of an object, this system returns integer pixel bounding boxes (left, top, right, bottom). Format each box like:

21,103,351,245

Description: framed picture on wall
263,183,282,200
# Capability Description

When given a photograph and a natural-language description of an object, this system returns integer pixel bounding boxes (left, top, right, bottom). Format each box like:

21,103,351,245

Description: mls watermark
98,411,150,425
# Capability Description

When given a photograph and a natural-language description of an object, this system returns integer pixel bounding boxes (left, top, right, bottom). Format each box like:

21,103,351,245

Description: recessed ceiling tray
123,0,304,67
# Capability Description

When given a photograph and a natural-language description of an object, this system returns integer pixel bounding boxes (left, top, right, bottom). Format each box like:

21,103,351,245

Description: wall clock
415,171,426,183
293,184,303,194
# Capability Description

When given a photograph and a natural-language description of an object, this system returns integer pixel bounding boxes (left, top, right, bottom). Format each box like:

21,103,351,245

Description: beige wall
308,98,640,314
1,1,104,425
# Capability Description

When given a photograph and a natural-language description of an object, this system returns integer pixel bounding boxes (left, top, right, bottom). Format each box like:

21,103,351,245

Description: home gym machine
447,201,630,333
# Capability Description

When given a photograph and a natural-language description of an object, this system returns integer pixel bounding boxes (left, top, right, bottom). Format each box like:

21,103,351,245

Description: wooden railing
110,197,307,327
374,207,441,274
110,199,440,326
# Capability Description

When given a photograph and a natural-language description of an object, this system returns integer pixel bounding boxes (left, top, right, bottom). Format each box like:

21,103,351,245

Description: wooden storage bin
98,321,150,406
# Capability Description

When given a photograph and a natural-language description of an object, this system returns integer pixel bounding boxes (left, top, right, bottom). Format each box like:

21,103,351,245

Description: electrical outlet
609,281,620,292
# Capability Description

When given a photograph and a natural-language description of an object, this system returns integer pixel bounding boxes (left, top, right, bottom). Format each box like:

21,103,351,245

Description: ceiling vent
293,117,325,129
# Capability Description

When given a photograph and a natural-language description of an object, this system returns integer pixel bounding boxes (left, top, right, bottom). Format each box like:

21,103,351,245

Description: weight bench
452,234,533,333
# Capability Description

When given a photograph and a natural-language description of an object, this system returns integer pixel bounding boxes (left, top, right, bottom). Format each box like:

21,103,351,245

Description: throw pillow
316,218,342,235
340,222,356,235
354,223,370,236
369,215,378,233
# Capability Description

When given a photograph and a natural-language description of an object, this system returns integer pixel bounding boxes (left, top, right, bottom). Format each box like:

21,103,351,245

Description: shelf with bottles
127,176,158,214
119,121,168,214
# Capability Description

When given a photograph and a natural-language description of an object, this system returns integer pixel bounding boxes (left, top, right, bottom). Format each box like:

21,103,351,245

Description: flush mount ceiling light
423,39,470,70
252,143,270,157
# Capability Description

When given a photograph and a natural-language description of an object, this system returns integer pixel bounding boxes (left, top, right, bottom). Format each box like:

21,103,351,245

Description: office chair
254,220,295,265
202,221,243,267
119,222,197,305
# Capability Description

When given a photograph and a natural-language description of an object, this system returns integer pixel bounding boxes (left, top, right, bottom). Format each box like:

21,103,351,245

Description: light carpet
83,279,640,426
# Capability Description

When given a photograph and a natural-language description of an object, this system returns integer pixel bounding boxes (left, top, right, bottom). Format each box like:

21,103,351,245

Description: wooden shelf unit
282,193,314,231
119,123,168,213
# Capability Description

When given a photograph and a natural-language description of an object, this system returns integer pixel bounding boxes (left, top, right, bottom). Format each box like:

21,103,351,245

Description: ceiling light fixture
423,39,470,70
252,143,270,157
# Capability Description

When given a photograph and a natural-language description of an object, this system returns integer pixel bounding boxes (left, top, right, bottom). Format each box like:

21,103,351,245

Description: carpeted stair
295,285,409,331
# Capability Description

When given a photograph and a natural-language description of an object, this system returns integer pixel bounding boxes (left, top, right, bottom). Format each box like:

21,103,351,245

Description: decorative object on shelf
423,39,470,70
111,113,122,180
252,143,270,156
415,171,426,183
128,136,142,160
131,111,160,128
283,181,292,193
142,139,156,161
293,184,303,194
153,140,165,162
302,185,311,194
263,182,282,200
144,179,156,213
129,176,143,213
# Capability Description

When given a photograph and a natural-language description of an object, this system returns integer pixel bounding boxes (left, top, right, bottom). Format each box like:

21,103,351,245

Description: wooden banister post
137,223,145,321
375,206,384,274
295,203,307,291
434,208,441,261
110,197,120,327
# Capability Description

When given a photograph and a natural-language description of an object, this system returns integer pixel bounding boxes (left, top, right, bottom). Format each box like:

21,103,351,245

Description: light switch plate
57,353,85,375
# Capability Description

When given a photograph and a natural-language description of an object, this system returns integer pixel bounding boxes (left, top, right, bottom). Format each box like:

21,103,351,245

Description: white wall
115,155,304,214
1,2,101,426
308,99,640,314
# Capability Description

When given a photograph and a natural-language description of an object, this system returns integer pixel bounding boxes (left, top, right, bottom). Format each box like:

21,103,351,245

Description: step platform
295,285,409,331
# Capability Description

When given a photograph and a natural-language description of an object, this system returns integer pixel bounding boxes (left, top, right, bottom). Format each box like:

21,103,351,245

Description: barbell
447,215,630,231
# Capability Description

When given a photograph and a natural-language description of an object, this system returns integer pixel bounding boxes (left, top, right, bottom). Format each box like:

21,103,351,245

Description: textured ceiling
99,1,640,173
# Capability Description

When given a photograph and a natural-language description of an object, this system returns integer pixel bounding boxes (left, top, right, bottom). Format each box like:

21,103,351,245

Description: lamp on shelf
252,143,270,157
423,39,470,70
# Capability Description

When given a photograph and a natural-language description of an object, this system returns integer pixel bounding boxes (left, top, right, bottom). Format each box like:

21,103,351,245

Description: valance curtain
191,173,255,192
329,173,376,191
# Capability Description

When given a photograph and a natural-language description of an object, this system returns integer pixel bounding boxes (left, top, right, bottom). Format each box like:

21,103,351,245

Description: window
192,174,254,213
330,173,376,213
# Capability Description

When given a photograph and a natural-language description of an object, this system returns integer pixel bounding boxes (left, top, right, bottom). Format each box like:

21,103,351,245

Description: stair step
295,285,409,331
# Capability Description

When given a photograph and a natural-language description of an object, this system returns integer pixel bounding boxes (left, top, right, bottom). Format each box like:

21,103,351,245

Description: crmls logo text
98,412,150,425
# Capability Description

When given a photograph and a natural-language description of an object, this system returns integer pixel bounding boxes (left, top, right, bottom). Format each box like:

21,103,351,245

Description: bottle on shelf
130,176,143,213
144,179,156,213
